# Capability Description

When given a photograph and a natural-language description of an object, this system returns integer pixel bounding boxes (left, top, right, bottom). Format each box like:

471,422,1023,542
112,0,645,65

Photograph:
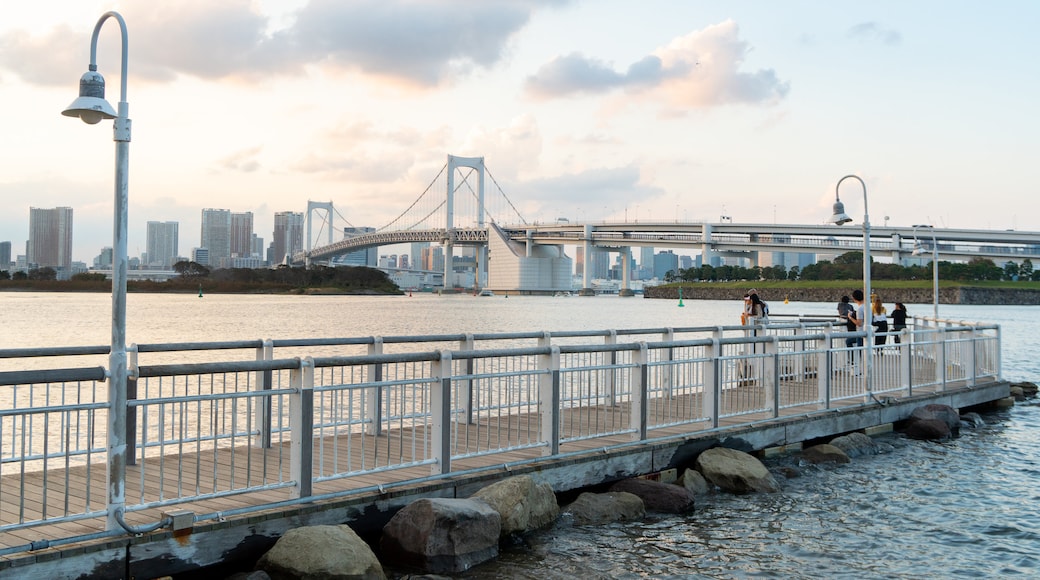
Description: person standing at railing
847,289,867,375
872,294,889,346
748,290,768,324
891,303,908,344
837,295,856,363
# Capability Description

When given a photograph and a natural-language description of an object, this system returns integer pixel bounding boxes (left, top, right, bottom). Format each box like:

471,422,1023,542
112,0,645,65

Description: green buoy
678,286,685,307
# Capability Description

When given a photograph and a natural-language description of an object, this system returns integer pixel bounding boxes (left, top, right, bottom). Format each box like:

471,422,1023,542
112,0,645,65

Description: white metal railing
0,319,1001,546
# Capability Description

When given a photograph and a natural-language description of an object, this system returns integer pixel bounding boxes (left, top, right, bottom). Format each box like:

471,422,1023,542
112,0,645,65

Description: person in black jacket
891,302,908,344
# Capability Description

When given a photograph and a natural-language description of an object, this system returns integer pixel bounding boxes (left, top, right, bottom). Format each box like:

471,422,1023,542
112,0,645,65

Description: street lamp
830,175,872,388
912,224,940,320
62,11,132,533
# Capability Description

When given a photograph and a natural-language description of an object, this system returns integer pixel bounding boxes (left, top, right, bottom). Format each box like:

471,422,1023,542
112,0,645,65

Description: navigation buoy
198,284,203,298
678,286,685,308
784,295,789,304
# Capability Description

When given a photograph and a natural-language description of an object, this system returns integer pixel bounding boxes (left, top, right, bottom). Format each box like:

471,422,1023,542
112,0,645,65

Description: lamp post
829,175,872,388
62,11,131,532
912,224,940,320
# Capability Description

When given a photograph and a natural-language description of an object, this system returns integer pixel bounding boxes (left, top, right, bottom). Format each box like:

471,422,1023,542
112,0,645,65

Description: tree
1019,259,1033,281
173,260,210,278
787,265,800,281
1004,261,1020,281
28,267,57,280
0,270,9,280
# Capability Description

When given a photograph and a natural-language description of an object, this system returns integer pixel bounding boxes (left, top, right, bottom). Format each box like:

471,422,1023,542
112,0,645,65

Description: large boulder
609,478,694,513
562,491,645,526
904,418,952,441
1011,381,1038,398
829,432,880,458
694,447,779,494
471,475,559,537
380,498,500,574
680,469,710,495
908,404,960,437
255,524,385,580
801,443,850,465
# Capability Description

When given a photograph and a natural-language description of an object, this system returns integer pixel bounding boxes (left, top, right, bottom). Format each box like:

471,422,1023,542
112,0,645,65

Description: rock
960,412,985,428
904,418,952,441
380,498,501,574
1012,381,1038,398
801,444,850,465
1010,385,1026,401
471,475,559,537
562,491,645,526
227,572,271,580
255,524,385,580
829,432,879,458
694,447,779,494
780,466,802,479
609,478,695,513
909,404,961,437
680,469,710,495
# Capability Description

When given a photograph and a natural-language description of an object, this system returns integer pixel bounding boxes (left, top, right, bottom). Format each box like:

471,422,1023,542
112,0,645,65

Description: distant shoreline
643,284,1040,305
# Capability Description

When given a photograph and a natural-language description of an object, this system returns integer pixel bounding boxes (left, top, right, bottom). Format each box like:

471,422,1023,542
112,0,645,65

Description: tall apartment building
28,206,74,278
230,212,254,258
272,211,304,265
336,226,376,267
145,221,179,269
0,241,11,270
200,208,231,266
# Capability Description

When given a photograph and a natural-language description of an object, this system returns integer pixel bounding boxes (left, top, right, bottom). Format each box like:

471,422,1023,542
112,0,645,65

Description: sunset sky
2,1,1037,263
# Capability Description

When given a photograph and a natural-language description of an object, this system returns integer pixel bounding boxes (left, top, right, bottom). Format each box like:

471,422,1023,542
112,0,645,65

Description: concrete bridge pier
578,223,595,296
619,247,635,297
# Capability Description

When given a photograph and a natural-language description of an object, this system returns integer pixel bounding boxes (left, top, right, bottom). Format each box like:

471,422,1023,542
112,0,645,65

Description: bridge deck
0,364,976,553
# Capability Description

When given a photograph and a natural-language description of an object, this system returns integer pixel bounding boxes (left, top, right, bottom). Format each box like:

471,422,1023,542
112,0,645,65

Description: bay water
2,291,1038,578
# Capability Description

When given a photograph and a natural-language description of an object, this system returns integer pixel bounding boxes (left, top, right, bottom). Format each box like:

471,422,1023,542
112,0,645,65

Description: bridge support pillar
579,223,595,296
619,246,634,297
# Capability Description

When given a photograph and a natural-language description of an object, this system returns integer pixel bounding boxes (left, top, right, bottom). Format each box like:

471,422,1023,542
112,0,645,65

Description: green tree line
666,252,1038,283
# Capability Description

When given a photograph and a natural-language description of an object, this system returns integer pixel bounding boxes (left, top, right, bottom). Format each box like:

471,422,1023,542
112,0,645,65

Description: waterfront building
653,250,678,280
410,242,429,273
191,247,210,266
420,245,444,272
93,247,113,269
272,211,304,265
200,209,232,266
336,227,377,267
230,212,254,258
145,221,179,269
0,241,10,270
28,206,73,279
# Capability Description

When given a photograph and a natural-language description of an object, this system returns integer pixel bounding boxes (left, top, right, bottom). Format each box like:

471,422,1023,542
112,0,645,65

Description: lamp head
62,69,117,124
830,200,853,225
911,243,925,256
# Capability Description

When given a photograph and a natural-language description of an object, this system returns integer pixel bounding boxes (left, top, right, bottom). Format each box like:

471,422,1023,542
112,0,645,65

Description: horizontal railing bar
135,340,264,352
136,358,302,377
0,401,108,417
0,345,109,359
0,366,107,386
128,387,295,407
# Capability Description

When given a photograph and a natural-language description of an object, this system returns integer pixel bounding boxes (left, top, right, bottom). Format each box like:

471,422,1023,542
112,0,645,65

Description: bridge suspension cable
376,161,448,232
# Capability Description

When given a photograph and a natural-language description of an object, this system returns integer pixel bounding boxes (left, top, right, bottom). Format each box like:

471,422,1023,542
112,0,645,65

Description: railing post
460,333,475,424
126,343,138,466
289,357,314,499
819,326,832,409
705,337,719,428
539,345,561,456
431,350,453,475
255,339,273,448
605,330,617,406
661,328,674,398
969,327,979,387
766,336,779,417
792,324,806,382
631,342,649,440
899,331,912,395
938,326,948,391
366,337,383,436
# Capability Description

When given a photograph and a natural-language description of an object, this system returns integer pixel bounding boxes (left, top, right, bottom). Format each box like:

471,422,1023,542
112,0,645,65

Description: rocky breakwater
643,285,1040,305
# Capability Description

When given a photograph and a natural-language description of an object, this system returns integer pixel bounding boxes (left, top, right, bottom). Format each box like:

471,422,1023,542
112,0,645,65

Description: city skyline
2,2,1039,264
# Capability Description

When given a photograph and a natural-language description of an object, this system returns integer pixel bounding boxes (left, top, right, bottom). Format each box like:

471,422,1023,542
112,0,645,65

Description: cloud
525,19,788,110
848,22,902,45
0,0,570,88
217,146,264,173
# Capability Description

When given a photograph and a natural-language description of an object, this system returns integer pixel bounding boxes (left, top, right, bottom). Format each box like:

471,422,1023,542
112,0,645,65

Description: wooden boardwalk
0,367,981,553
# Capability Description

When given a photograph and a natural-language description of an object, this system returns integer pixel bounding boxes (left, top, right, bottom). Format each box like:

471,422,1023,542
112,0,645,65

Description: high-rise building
191,247,210,266
28,206,73,278
230,212,254,258
337,226,376,267
0,241,10,270
272,212,304,265
200,208,231,266
146,221,179,269
653,250,679,280
411,242,429,271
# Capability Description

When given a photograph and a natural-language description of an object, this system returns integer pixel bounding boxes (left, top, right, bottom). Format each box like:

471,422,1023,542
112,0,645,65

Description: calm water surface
3,292,1039,578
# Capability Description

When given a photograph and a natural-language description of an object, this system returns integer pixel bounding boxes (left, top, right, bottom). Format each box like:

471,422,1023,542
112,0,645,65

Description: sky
2,0,1038,264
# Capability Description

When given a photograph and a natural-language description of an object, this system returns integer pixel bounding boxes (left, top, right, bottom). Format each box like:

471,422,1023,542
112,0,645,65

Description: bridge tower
306,200,335,266
444,155,486,291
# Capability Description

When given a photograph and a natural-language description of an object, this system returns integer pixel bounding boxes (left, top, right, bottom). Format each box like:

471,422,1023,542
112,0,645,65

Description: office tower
230,212,254,257
640,247,654,269
146,221,179,269
0,241,10,270
653,250,679,279
338,226,376,266
421,246,444,272
272,212,304,265
410,242,428,272
200,208,231,266
191,247,210,266
251,234,264,263
94,247,113,268
28,206,73,278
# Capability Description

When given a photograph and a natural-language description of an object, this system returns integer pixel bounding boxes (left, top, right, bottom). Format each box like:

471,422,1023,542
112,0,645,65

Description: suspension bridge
295,154,1040,295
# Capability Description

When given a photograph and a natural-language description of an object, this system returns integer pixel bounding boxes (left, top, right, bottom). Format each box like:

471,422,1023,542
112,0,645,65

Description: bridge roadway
298,221,1040,265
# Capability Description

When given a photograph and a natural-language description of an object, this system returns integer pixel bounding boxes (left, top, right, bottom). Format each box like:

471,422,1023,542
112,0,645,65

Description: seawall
643,285,1040,305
